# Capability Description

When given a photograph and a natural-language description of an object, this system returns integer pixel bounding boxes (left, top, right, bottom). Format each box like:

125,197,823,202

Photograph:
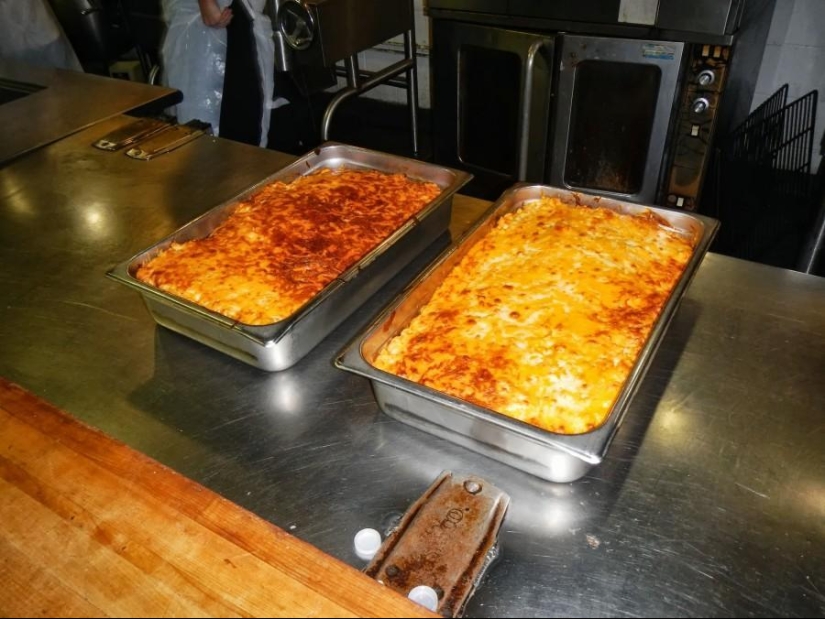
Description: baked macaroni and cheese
373,196,694,435
136,168,441,325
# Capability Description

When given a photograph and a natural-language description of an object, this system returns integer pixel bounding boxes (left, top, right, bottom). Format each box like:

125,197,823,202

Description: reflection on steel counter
124,119,211,160
92,116,172,151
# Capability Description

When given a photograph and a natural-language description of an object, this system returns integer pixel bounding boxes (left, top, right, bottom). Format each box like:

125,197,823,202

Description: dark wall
715,0,777,139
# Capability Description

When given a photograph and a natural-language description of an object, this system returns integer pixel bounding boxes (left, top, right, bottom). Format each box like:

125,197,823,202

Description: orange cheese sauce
373,196,694,435
136,168,441,325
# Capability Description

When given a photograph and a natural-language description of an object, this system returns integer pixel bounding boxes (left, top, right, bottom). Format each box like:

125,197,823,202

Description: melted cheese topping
374,196,694,435
136,168,441,325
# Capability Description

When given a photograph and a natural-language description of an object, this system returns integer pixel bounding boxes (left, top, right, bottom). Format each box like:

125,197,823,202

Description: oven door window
566,60,661,194
550,35,685,204
459,45,522,175
432,20,554,197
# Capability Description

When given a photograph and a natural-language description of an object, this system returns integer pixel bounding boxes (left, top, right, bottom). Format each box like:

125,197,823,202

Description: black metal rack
710,84,819,270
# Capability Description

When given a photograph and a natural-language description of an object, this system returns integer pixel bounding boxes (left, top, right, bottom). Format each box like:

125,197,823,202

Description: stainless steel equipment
108,142,470,371
337,184,719,482
124,119,210,160
1,115,824,617
271,0,316,72
270,0,421,153
272,0,412,71
92,116,171,151
549,35,687,203
46,0,137,77
0,58,179,166
0,77,44,106
428,0,776,210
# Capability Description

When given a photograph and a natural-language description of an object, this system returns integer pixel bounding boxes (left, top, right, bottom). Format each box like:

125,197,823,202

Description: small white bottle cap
407,585,439,612
353,528,382,561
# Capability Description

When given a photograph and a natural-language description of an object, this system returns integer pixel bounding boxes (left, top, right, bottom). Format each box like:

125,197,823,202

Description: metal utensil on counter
363,471,510,617
125,120,212,160
92,117,172,151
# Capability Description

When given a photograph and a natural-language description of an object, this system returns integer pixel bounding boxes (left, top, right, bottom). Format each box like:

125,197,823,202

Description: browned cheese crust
373,196,695,435
136,168,441,325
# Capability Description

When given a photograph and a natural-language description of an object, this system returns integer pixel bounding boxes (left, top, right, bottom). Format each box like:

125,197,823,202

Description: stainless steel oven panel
336,184,719,482
274,0,414,70
431,0,743,36
108,142,471,372
432,20,554,189
550,35,685,204
656,0,743,36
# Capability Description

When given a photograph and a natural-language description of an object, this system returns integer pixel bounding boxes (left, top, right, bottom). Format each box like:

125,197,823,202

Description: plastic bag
160,0,275,145
160,0,233,135
0,0,83,71
240,0,275,146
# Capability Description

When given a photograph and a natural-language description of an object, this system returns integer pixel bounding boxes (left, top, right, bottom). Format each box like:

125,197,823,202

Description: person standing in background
160,0,232,137
160,0,274,146
197,0,234,27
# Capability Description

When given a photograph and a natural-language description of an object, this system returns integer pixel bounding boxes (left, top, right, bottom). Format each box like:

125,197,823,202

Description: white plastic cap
408,585,439,612
353,528,382,561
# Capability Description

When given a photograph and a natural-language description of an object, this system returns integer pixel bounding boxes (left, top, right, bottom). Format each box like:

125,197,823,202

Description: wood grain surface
0,378,436,618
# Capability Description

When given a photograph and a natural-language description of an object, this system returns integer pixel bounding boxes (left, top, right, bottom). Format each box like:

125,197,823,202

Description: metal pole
321,56,415,141
404,0,420,158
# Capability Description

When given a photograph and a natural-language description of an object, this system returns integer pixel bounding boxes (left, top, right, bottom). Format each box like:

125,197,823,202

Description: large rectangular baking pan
107,142,471,371
336,184,719,482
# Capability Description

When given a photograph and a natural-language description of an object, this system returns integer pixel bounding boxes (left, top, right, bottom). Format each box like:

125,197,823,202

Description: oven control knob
697,70,716,86
692,97,710,114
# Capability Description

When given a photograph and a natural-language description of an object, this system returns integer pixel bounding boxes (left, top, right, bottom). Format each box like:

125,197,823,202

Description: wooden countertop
0,378,436,618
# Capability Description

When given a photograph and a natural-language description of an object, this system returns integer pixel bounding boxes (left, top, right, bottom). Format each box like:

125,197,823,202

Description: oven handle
518,39,552,181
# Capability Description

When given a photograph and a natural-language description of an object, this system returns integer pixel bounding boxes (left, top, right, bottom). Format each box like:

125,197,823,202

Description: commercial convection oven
428,0,776,210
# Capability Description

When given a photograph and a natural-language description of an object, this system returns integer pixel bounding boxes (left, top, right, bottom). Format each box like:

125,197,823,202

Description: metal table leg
321,1,419,158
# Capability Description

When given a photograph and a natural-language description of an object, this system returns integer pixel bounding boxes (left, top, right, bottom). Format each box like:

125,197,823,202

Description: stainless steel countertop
1,115,823,618
0,60,180,166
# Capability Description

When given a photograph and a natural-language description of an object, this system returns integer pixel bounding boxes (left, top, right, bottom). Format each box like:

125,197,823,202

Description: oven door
549,35,685,204
432,20,554,199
